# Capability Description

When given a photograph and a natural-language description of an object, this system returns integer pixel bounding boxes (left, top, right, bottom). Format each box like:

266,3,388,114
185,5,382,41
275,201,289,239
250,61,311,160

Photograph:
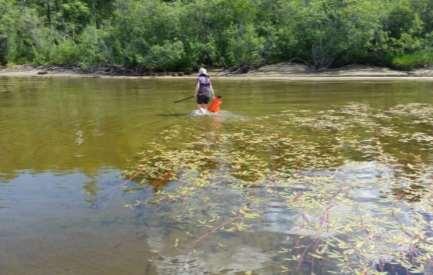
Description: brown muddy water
1,77,433,275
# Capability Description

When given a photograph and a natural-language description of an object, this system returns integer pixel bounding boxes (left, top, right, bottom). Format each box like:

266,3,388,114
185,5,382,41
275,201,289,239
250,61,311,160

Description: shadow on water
156,112,190,117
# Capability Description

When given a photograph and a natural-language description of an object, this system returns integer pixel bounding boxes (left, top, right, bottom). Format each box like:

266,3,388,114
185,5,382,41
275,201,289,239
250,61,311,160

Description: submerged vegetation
1,0,433,71
124,103,433,274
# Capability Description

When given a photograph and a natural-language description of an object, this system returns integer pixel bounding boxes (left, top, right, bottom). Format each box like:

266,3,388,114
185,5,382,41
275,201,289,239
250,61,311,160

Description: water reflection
2,77,433,274
124,100,433,273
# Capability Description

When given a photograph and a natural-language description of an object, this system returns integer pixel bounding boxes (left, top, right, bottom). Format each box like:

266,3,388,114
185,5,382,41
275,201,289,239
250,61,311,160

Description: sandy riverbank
2,63,433,81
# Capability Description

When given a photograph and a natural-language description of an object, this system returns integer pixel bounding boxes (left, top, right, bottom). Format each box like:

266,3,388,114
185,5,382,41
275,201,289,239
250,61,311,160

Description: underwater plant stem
189,214,242,249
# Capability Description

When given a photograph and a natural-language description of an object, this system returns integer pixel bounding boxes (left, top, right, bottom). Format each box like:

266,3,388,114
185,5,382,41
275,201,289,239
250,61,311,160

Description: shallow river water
1,77,433,275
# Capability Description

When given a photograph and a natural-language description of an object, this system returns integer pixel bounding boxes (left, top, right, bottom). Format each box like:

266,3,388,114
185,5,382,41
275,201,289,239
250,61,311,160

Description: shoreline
2,64,433,81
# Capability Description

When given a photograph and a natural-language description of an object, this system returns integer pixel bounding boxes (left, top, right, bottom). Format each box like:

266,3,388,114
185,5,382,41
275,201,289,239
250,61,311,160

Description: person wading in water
194,68,215,113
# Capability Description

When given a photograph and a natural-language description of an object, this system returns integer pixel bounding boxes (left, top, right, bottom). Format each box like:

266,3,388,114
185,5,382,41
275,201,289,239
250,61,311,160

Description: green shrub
392,50,433,70
4,0,433,71
1,3,42,64
77,26,110,69
0,34,7,65
50,39,80,66
226,24,264,67
144,40,186,71
32,28,60,65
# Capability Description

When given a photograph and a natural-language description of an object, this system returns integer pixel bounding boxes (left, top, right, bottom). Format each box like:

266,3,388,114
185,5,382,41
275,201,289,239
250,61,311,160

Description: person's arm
194,80,200,97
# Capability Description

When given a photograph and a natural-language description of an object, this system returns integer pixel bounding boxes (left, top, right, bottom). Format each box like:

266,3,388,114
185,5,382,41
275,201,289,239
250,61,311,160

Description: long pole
173,95,194,103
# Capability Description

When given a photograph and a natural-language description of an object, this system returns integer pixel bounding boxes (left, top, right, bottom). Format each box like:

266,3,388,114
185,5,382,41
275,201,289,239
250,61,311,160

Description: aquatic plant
123,102,433,274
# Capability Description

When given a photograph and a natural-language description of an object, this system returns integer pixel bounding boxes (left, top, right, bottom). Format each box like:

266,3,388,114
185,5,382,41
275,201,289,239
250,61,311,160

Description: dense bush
0,35,7,65
392,50,433,70
76,26,110,69
1,0,433,71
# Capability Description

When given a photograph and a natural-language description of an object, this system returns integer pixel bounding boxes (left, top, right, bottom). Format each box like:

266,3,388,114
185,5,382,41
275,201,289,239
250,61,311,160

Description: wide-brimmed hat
198,67,208,75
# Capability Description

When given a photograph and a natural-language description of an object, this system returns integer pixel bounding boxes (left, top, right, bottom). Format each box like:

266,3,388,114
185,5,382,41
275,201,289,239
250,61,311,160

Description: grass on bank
392,50,433,70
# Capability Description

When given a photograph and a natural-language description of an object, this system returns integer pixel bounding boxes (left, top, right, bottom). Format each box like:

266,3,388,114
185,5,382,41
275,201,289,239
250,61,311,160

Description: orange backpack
208,97,222,113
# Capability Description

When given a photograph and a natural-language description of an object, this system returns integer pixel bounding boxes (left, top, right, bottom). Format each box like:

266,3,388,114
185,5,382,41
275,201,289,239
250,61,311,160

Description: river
1,77,433,274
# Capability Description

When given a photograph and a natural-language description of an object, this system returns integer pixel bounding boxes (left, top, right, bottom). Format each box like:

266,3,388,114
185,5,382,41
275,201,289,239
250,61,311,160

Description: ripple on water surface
1,78,433,274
